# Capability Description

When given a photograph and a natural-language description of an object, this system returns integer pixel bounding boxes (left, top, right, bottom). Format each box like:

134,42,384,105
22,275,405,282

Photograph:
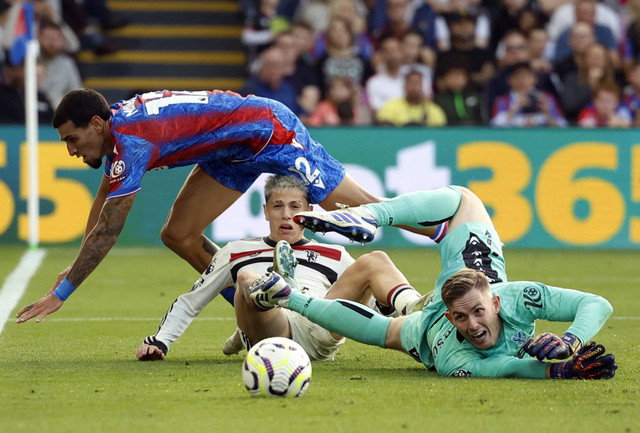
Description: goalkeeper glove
522,332,581,361
549,341,617,380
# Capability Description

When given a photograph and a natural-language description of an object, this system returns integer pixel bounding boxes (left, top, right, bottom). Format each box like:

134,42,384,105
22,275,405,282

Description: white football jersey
144,237,355,351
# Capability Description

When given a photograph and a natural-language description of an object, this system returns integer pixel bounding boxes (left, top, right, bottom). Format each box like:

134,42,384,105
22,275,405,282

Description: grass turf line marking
0,248,46,336
38,316,640,322
46,317,235,322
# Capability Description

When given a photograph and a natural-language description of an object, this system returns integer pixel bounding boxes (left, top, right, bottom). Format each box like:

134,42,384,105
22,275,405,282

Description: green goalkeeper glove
549,342,617,380
522,332,581,361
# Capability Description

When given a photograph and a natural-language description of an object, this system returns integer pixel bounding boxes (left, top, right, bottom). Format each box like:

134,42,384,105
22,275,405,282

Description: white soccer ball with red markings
242,337,312,398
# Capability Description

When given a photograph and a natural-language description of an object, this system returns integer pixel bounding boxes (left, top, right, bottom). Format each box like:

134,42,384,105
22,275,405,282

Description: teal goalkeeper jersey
415,281,613,378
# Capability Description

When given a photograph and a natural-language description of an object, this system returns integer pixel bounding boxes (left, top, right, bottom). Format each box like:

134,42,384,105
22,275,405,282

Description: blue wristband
52,278,77,301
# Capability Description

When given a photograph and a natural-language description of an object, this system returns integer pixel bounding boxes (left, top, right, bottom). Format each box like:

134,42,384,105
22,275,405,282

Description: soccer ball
242,337,312,397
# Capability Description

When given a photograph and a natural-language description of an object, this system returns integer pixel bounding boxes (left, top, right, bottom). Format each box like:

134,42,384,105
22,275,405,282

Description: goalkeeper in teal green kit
249,185,618,379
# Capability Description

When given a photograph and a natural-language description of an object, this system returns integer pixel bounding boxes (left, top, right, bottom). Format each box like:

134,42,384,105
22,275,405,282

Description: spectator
577,81,632,127
307,76,364,125
273,30,321,114
290,20,316,63
433,59,483,125
240,46,302,115
0,59,53,124
516,7,542,37
371,0,415,46
293,0,331,33
311,0,373,61
491,61,567,127
560,42,616,123
626,0,640,62
365,36,406,113
2,0,81,55
241,0,289,68
435,7,491,52
552,22,595,83
485,30,556,120
528,27,553,74
411,0,438,49
376,69,446,126
434,12,495,90
38,20,83,109
546,0,621,44
401,30,434,84
59,0,122,55
623,60,640,126
315,17,373,96
488,0,529,50
554,0,618,68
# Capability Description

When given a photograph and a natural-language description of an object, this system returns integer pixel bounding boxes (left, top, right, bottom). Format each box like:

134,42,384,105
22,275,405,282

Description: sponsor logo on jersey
523,286,543,310
462,233,502,284
432,327,454,359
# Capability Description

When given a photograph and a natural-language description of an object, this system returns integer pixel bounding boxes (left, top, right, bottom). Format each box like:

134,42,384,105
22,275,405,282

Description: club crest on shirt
110,160,126,178
306,250,319,263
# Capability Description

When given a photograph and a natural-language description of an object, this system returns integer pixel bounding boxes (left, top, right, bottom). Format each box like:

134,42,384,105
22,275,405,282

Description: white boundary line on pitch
0,248,46,336
36,316,640,322
45,317,235,322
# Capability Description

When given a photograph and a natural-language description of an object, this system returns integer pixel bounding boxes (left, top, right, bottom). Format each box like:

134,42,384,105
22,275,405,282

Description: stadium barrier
0,125,639,248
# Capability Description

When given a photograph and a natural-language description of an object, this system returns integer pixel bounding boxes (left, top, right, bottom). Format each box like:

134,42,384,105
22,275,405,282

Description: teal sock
288,292,391,348
364,186,462,229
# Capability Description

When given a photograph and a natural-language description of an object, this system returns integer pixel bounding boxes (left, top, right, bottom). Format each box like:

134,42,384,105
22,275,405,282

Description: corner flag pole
25,38,40,250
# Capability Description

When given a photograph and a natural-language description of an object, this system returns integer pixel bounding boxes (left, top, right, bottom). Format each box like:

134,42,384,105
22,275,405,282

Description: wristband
52,278,77,301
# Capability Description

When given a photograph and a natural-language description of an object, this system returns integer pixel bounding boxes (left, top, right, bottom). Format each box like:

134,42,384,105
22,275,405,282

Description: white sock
387,284,422,315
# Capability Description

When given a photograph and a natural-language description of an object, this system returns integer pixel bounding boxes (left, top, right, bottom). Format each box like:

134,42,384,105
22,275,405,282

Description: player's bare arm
66,193,135,284
16,194,136,324
47,175,110,295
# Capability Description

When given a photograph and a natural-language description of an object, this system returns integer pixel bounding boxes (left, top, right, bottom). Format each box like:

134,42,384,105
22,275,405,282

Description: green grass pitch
0,245,638,433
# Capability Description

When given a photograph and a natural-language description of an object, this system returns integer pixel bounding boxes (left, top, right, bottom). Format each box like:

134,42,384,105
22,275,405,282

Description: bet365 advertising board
1,125,638,248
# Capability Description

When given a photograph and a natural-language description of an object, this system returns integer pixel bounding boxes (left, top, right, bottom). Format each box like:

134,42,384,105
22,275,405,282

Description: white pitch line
45,317,235,322
36,316,640,322
0,248,46,336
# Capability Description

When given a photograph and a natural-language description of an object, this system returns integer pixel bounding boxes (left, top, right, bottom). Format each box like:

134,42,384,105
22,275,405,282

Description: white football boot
294,203,378,244
273,240,300,290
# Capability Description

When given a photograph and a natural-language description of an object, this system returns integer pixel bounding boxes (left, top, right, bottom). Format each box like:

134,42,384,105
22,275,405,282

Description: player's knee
236,270,260,302
358,250,393,272
160,224,191,252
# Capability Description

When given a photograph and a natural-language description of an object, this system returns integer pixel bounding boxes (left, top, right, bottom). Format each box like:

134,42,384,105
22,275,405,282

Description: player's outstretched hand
522,332,581,360
549,342,617,380
136,344,166,361
15,293,64,323
47,265,72,296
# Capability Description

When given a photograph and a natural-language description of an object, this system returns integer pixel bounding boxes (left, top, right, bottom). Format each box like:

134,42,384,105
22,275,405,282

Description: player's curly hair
441,268,491,307
53,88,111,128
264,175,310,204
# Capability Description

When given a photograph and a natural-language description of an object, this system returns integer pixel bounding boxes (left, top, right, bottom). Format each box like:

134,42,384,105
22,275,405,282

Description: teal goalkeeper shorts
400,222,508,366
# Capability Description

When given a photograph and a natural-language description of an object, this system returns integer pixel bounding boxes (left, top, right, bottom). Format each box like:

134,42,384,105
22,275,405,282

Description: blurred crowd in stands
1,0,640,129
0,0,124,123
238,0,640,128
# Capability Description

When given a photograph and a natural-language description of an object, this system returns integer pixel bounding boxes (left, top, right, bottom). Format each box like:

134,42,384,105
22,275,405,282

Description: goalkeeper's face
445,286,502,350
